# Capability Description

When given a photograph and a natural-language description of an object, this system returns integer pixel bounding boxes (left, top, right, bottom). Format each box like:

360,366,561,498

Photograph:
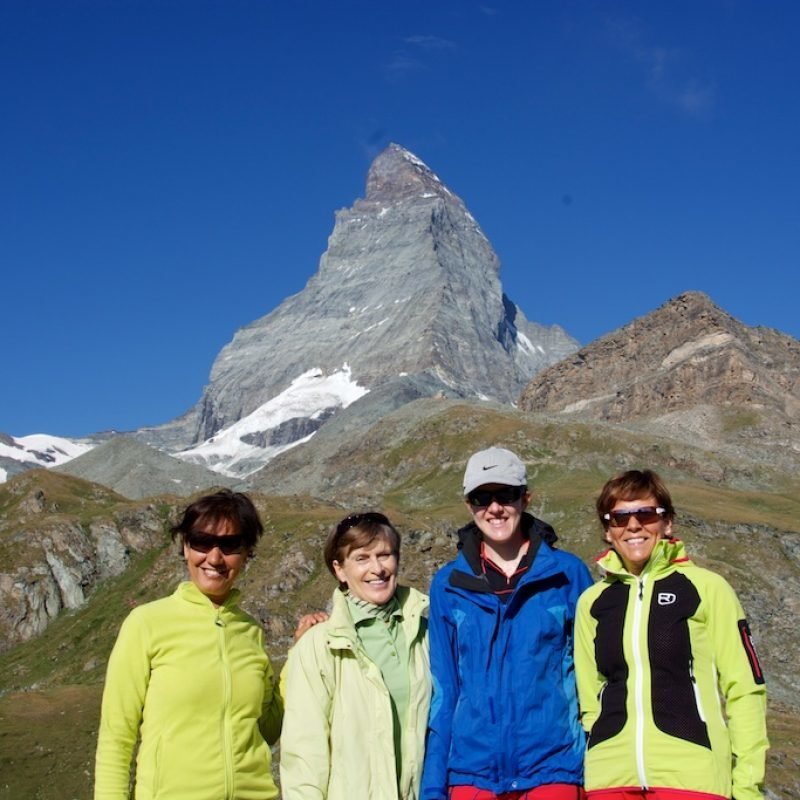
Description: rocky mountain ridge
519,291,800,467
54,437,238,499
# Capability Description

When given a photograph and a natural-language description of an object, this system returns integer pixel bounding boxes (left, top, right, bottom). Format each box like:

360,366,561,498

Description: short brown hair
170,489,264,552
324,512,401,584
596,469,675,529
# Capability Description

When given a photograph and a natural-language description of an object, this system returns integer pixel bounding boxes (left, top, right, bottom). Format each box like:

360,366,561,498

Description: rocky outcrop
0,473,168,650
518,292,800,457
138,144,577,454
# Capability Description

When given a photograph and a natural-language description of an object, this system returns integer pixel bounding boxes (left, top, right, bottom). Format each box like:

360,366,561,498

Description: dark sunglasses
335,512,391,538
185,531,246,555
603,507,666,528
467,485,526,508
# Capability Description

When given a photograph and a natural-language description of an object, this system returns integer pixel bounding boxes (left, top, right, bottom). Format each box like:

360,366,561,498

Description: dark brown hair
170,489,264,553
596,469,675,529
324,512,401,586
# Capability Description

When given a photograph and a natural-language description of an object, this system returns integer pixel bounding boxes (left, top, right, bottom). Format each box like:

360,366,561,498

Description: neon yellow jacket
280,586,431,800
575,539,768,800
94,581,282,800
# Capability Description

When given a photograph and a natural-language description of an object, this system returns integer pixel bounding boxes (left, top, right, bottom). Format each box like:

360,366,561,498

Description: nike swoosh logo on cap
482,465,497,470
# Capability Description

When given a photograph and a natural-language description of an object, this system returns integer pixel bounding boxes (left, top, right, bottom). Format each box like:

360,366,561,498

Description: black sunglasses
467,485,526,508
335,512,391,538
185,531,246,555
603,507,666,528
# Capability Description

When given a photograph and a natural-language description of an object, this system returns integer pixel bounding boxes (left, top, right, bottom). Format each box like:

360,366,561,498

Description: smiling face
183,517,247,605
465,483,531,561
332,535,399,606
603,495,673,575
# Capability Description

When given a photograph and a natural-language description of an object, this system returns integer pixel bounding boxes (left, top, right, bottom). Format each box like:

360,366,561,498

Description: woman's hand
293,611,329,642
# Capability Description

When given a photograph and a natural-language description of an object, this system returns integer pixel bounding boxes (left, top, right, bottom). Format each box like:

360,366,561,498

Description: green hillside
1,403,798,798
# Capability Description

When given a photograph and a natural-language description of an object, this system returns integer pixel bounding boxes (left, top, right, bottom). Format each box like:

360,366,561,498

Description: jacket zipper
216,611,234,800
632,576,648,790
689,658,706,722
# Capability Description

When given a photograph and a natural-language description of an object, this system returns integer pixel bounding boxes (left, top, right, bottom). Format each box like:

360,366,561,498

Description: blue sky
3,0,799,437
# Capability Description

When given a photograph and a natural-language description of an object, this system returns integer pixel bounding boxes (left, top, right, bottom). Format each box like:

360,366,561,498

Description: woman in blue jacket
421,447,593,800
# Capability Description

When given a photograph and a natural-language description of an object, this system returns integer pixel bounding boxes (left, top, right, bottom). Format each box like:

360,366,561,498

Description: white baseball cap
462,447,527,496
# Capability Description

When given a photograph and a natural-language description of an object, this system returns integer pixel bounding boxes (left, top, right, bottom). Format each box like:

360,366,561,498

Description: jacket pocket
588,680,627,748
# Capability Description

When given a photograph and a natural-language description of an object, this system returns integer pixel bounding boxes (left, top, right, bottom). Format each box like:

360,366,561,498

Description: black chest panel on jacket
648,571,710,748
588,581,630,747
588,572,711,750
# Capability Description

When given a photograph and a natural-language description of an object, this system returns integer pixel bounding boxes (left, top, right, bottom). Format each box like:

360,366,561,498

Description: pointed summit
365,143,458,204
138,145,577,474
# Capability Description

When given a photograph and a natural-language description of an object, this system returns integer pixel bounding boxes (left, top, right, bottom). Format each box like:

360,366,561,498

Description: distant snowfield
0,433,95,483
175,364,369,477
1,366,368,483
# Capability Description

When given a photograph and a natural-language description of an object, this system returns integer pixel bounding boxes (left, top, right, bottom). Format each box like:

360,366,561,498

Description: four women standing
95,467,769,798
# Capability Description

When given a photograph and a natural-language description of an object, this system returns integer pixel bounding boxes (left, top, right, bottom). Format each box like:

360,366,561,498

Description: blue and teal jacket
421,514,594,799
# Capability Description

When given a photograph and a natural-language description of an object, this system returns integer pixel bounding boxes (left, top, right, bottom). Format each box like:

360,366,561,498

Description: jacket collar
456,512,557,563
596,537,691,579
448,513,561,596
177,580,242,611
326,585,428,651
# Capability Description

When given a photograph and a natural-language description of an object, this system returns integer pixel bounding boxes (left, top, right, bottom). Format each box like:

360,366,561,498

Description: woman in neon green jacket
575,470,768,800
94,490,282,800
280,512,431,800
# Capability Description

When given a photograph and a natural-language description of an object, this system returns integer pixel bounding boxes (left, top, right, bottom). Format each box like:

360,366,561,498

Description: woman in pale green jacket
280,512,431,800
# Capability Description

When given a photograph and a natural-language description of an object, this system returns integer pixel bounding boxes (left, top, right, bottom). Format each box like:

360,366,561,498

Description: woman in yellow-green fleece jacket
280,512,431,800
94,490,282,800
575,470,768,800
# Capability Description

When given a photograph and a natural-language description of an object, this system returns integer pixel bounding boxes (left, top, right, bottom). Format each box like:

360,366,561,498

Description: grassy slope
1,404,798,798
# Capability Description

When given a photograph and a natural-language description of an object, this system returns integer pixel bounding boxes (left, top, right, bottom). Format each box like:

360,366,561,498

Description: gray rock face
139,144,577,453
240,408,337,448
519,291,800,463
0,484,167,650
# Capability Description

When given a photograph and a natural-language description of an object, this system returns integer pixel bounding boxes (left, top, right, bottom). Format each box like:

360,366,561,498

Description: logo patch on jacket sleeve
738,619,765,685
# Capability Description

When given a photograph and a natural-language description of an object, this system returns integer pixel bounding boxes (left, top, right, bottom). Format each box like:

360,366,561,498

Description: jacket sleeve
574,586,603,734
279,629,334,800
94,610,151,800
259,648,284,746
420,575,457,800
706,574,768,800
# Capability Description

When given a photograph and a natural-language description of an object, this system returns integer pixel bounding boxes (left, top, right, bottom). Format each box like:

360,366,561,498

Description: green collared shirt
346,594,410,786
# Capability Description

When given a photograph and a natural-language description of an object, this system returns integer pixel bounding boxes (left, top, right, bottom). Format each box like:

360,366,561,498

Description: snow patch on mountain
517,332,546,356
0,433,95,483
174,365,369,477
